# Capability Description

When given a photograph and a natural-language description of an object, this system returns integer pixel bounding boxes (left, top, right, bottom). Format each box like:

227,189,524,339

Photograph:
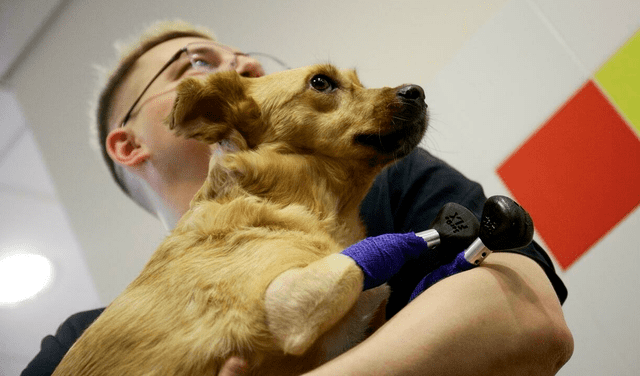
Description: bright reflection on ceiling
0,252,54,305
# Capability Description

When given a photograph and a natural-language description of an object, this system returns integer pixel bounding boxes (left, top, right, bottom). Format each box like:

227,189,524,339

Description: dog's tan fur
53,64,427,375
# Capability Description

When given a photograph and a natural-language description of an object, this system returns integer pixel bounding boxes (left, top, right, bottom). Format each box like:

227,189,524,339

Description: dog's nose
397,85,426,103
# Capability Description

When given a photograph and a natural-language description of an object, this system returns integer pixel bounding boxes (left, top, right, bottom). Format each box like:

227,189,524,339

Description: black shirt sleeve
360,148,567,317
21,308,104,376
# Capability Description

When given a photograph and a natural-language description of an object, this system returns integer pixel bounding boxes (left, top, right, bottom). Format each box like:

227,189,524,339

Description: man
23,20,573,375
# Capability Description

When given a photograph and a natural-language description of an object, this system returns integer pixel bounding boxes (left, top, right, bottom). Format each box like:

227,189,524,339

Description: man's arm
303,252,573,376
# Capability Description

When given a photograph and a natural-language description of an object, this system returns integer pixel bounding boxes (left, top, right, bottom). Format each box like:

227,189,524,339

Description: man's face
109,36,264,184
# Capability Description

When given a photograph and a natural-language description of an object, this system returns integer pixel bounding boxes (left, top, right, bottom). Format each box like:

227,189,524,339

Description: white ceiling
0,0,101,374
0,0,64,79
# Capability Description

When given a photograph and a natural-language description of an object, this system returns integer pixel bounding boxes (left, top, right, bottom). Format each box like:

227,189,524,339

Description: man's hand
219,357,249,376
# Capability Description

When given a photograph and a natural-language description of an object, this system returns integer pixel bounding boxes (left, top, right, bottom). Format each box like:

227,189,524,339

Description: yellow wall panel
595,29,640,135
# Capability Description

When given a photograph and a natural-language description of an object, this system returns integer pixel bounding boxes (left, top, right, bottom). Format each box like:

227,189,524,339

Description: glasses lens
186,43,225,72
185,42,291,75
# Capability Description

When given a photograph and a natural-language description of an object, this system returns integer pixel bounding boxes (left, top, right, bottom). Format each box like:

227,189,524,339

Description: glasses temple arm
121,47,188,126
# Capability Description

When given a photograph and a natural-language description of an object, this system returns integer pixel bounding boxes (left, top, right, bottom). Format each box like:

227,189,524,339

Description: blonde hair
90,20,216,214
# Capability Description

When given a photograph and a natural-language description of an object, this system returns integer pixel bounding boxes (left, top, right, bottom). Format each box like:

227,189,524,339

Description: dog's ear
166,71,262,145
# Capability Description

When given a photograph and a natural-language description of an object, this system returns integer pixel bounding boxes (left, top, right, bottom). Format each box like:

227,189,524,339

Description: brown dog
54,64,427,375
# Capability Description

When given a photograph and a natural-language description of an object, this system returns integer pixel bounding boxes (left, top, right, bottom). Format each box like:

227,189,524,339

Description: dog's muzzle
355,84,428,157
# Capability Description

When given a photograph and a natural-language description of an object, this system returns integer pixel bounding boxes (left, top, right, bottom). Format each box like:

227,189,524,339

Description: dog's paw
265,255,364,356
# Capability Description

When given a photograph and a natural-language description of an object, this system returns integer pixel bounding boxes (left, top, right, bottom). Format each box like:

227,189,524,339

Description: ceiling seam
0,125,27,166
0,0,73,85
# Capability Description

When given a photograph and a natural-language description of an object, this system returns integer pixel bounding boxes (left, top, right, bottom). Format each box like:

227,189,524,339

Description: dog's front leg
264,254,363,355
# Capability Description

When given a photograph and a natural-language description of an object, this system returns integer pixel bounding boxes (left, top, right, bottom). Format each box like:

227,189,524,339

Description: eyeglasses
120,41,290,127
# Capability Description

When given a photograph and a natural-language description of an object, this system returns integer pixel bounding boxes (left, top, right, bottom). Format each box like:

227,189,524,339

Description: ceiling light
0,253,54,305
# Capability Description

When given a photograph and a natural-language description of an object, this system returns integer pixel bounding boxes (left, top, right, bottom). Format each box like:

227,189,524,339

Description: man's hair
91,20,215,214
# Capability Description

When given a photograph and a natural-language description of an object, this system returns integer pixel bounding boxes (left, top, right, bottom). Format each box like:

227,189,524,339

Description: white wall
5,0,639,374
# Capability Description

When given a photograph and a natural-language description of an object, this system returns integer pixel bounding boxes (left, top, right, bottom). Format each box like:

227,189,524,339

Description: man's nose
218,53,265,78
235,54,265,78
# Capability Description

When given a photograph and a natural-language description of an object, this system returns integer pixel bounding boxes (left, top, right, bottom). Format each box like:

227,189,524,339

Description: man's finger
218,357,249,376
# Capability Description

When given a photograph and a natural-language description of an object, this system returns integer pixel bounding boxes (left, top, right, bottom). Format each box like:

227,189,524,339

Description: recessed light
0,253,54,305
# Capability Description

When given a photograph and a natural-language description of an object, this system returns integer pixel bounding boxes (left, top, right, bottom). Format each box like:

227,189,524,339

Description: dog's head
167,64,427,165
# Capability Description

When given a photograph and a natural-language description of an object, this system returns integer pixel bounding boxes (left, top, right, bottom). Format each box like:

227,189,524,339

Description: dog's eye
310,75,337,92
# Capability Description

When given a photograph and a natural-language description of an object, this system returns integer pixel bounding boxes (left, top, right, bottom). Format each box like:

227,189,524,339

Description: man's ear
106,128,150,167
166,71,262,146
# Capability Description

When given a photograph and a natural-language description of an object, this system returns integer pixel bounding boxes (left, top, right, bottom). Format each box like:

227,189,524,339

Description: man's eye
310,74,337,92
192,59,214,70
